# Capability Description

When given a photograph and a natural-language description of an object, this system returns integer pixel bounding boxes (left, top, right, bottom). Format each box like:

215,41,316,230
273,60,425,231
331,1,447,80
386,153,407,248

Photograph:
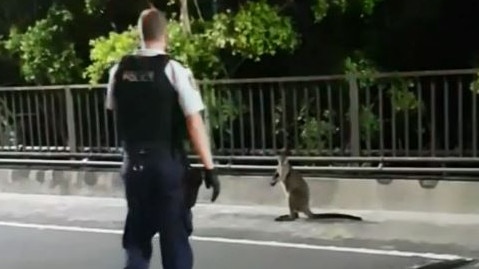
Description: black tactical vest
112,54,187,152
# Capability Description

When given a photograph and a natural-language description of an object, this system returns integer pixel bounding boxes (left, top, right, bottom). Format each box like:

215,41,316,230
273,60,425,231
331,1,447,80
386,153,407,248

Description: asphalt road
0,193,478,269
0,225,436,269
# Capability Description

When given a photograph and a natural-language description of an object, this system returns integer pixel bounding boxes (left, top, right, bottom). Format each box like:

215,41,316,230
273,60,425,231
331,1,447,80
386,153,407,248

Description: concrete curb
1,168,479,214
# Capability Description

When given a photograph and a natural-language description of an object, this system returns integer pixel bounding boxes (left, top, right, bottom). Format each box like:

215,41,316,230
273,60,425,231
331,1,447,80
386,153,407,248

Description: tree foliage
3,4,82,85
84,0,108,15
208,1,299,61
84,26,139,84
312,0,383,22
0,0,417,87
84,0,299,84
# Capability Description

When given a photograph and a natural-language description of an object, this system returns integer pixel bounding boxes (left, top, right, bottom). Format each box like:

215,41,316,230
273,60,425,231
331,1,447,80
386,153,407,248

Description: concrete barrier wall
1,168,479,214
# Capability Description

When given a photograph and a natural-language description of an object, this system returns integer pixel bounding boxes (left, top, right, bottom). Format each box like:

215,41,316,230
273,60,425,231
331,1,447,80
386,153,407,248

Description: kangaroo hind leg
275,195,299,222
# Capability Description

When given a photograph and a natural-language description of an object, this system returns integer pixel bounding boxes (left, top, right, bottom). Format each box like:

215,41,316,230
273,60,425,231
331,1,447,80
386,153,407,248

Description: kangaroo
271,154,363,222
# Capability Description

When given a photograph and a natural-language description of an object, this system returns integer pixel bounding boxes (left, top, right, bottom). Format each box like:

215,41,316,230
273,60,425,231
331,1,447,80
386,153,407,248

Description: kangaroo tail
310,213,362,221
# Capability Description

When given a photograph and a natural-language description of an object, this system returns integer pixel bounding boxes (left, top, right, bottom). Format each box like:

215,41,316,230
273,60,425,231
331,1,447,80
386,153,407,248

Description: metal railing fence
1,69,479,176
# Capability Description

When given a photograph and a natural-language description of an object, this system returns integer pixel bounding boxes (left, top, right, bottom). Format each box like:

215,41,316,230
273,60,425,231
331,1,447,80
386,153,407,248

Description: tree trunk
179,0,191,34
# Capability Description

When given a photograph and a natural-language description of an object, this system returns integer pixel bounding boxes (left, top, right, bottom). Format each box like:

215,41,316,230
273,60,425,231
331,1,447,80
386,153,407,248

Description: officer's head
137,7,168,48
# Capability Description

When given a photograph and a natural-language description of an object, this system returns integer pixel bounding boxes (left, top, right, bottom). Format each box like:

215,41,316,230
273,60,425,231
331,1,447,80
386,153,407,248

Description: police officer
105,7,220,269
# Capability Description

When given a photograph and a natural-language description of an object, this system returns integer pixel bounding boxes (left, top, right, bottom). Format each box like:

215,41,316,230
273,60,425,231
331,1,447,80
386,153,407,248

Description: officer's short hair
138,8,168,42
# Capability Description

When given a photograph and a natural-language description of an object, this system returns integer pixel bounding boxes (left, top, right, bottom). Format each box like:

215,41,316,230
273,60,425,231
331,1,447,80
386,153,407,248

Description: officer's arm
172,63,214,169
186,113,214,170
105,64,119,111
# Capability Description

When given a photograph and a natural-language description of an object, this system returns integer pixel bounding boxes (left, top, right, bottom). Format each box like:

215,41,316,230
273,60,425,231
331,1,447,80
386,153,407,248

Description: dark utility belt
122,141,181,153
122,141,202,209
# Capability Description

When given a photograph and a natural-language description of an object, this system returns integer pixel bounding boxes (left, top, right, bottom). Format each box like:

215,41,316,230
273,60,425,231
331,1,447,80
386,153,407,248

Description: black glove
204,168,220,202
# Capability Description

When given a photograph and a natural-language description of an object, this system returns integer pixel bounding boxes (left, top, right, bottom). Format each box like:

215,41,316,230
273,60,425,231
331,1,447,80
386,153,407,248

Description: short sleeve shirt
105,48,205,117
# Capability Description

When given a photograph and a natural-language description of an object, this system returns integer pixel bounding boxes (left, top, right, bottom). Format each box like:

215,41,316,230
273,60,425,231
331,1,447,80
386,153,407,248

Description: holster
182,164,203,209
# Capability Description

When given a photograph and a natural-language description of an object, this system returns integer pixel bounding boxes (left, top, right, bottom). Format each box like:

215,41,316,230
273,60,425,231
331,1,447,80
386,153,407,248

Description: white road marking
0,221,469,261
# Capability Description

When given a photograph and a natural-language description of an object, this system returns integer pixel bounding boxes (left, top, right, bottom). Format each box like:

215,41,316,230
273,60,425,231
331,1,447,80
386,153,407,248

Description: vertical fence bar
404,79,413,156
76,92,84,152
315,84,321,155
227,88,234,155
0,101,3,148
303,86,309,153
473,87,477,157
348,74,360,157
26,92,34,149
217,87,225,153
270,84,276,152
42,92,50,150
1,93,7,148
64,87,77,154
94,91,101,152
444,78,449,154
404,97,410,156
238,89,245,154
212,86,220,153
10,92,19,150
201,84,212,151
86,90,92,152
417,81,423,154
248,85,255,153
458,79,463,156
379,85,384,156
34,92,42,150
0,95,6,148
3,93,11,149
19,92,26,148
101,88,110,152
293,86,299,151
260,85,266,154
112,105,119,151
365,86,371,155
431,81,436,156
280,83,287,150
0,95,5,148
391,88,397,156
339,84,345,155
50,93,58,150
327,83,334,154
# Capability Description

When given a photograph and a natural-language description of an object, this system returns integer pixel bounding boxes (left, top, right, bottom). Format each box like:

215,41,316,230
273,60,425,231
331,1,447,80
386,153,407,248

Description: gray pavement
0,193,478,269
0,226,435,269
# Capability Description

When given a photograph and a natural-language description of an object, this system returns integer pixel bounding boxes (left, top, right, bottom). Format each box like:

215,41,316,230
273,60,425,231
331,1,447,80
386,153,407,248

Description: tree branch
193,0,204,21
179,0,191,34
279,0,295,11
229,57,246,77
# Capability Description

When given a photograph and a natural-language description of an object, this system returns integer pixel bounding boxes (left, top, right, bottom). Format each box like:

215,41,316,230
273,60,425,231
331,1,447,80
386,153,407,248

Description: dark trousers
121,148,193,269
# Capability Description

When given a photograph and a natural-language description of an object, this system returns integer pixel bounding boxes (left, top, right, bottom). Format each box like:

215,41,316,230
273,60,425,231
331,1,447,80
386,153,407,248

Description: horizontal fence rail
1,69,479,177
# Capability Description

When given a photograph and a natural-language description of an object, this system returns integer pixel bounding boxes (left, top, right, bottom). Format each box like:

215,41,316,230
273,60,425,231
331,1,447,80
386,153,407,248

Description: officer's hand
204,168,220,202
